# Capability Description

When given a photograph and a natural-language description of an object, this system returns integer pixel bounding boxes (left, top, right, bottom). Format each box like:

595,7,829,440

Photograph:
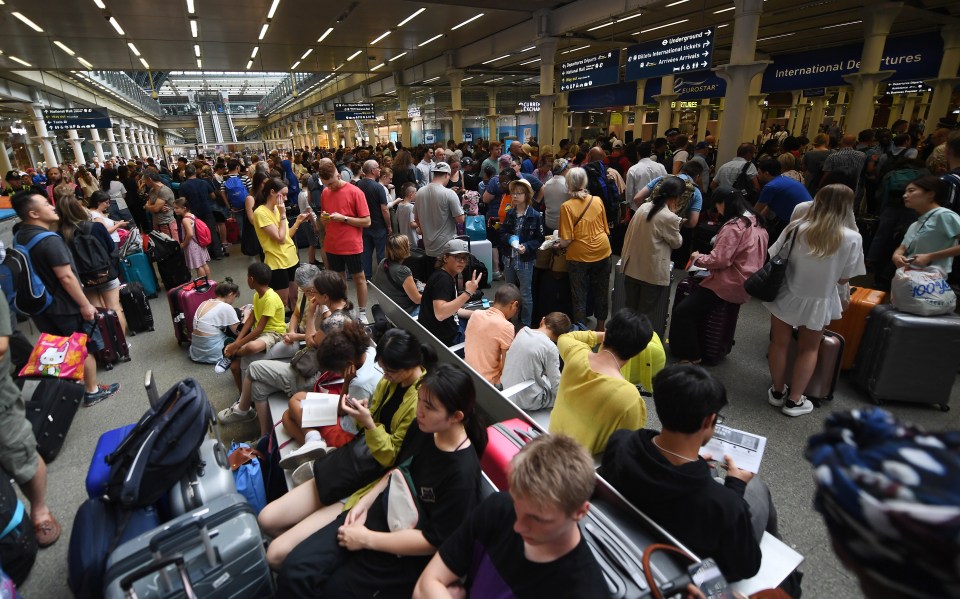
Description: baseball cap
442,239,470,255
551,158,569,175
431,162,451,174
5,170,20,182
665,128,680,136
612,140,624,149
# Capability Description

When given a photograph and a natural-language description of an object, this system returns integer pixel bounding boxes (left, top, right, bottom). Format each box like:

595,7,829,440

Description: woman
445,156,463,195
282,158,302,206
102,168,133,223
892,176,960,274
670,186,769,363
241,171,267,258
87,190,127,243
266,263,322,361
172,198,212,278
76,166,99,200
259,325,429,568
275,364,484,598
498,179,545,327
119,165,148,232
802,133,832,196
557,166,612,330
372,234,422,316
417,239,481,346
765,184,865,417
253,177,310,310
189,280,241,363
778,152,804,184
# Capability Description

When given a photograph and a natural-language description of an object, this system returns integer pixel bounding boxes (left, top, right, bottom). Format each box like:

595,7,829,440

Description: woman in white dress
764,184,865,417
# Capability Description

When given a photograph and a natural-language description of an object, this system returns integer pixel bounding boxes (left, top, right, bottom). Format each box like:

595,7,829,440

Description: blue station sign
626,28,715,81
559,50,621,92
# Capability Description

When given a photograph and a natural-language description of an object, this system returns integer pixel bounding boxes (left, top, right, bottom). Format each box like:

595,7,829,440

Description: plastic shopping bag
890,265,957,316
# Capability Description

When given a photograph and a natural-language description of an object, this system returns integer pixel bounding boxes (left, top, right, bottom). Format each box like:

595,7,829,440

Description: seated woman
372,234,422,316
276,364,486,597
892,175,960,275
549,309,653,455
189,280,241,364
417,239,480,347
259,327,436,570
266,263,322,361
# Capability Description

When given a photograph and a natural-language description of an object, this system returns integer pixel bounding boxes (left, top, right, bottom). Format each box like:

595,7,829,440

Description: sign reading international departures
626,28,714,81
559,50,621,92
334,103,376,120
41,106,112,131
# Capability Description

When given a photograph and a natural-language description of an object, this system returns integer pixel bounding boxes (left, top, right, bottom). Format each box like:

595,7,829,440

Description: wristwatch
342,215,348,223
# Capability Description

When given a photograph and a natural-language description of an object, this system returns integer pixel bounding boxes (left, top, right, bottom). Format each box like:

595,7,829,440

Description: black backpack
69,222,117,288
732,161,758,205
582,161,621,227
0,470,37,586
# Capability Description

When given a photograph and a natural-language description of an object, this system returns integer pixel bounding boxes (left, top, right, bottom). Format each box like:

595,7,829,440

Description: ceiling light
561,45,590,54
301,48,313,59
757,32,794,41
258,24,269,40
451,14,483,30
587,21,614,32
251,46,259,58
462,76,474,81
482,54,511,64
388,52,407,62
194,44,201,57
318,27,334,42
267,0,280,19
423,76,439,83
347,50,362,61
246,60,253,69
371,62,384,71
713,6,734,13
190,19,198,37
487,77,502,82
291,61,300,70
520,58,540,65
419,34,443,47
370,30,391,45
520,46,535,52
140,57,149,69
54,41,76,56
127,42,141,56
398,7,425,27
637,18,688,34
717,23,729,28
12,12,43,32
93,0,105,8
821,20,862,29
618,13,642,22
9,56,31,67
186,0,194,13
196,58,202,68
108,16,125,35
666,0,689,5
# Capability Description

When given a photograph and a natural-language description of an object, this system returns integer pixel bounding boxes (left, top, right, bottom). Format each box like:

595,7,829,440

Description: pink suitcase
784,329,845,405
480,418,542,491
167,276,218,345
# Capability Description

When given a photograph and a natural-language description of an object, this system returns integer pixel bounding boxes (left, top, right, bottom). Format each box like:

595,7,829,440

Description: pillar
553,92,569,146
117,123,130,159
746,75,767,142
925,26,960,123
446,68,465,143
105,127,119,158
311,116,321,148
654,75,678,138
807,97,827,138
136,127,147,158
28,89,58,168
0,134,13,175
534,37,559,148
325,112,337,148
67,129,86,164
713,0,769,164
697,99,712,140
843,3,902,133
899,95,918,122
714,98,726,139
486,89,499,142
633,80,647,139
88,128,106,162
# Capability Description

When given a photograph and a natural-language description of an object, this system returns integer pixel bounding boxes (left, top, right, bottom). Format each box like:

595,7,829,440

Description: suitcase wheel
121,356,131,363
940,404,951,413
104,362,114,371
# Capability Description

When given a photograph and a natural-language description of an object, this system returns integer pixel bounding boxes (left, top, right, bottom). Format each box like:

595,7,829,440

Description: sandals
34,515,61,548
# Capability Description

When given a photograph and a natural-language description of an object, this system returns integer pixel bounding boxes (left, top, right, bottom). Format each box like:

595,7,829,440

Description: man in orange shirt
464,284,520,386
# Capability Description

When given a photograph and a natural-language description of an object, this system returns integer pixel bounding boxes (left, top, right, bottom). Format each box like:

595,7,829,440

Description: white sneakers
217,401,255,424
768,385,814,417
767,385,788,408
292,461,315,487
279,439,331,470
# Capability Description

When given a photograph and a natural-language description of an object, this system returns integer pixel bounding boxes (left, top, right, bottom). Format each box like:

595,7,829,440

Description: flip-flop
34,516,61,548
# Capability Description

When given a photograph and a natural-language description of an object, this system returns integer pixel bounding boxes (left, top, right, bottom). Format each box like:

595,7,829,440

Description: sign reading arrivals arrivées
559,50,620,92
334,103,376,120
626,28,714,81
41,106,112,131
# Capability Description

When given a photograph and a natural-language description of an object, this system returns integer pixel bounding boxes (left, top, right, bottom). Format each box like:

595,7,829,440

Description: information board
41,107,112,131
885,80,931,95
334,103,376,120
463,131,473,142
626,28,714,81
559,50,621,92
802,88,826,98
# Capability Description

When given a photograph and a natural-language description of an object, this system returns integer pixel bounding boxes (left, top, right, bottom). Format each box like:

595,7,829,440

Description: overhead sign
407,106,421,118
559,50,621,92
885,80,932,95
424,133,436,144
626,28,714,81
802,88,826,98
334,103,376,120
41,106,112,131
463,131,473,142
642,70,726,103
518,101,541,112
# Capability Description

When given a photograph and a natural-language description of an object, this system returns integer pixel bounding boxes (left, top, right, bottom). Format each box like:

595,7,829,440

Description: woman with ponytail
276,363,484,597
620,176,684,331
253,177,309,310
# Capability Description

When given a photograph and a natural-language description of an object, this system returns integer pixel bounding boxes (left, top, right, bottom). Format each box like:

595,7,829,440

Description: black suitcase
119,282,154,335
22,378,85,462
855,305,960,410
149,231,191,291
671,274,740,365
88,308,131,370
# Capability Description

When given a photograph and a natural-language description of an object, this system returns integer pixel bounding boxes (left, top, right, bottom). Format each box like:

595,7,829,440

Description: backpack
7,231,58,316
69,222,117,288
582,161,620,227
651,176,698,218
0,469,37,586
732,160,759,205
876,150,908,183
187,215,212,247
223,175,248,209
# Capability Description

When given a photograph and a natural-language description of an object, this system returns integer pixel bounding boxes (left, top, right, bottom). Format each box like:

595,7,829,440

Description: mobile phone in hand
344,396,359,410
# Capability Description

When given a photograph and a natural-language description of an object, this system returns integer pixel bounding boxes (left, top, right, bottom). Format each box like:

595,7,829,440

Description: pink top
692,216,769,304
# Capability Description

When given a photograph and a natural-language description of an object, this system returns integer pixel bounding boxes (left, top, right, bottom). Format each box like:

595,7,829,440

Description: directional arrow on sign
703,52,710,57
703,40,711,47
701,62,708,67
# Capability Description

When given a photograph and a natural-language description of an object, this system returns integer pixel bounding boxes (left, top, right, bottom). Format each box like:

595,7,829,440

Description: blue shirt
645,174,703,213
179,177,216,218
486,173,543,216
757,175,812,222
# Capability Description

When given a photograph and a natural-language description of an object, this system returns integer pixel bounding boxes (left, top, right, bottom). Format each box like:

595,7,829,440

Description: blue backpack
224,176,248,209
2,232,57,317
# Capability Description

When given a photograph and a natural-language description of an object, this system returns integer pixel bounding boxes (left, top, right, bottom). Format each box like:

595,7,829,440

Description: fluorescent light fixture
462,76,474,81
821,20,862,29
713,5,734,13
291,61,300,70
12,12,43,32
371,62,384,71
196,58,202,68
419,34,443,46
561,45,590,54
370,30,391,45
717,23,729,28
757,32,794,41
246,59,253,69
638,19,688,34
482,54,511,64
587,21,614,31
423,76,439,83
318,27,334,42
347,50,362,60
397,8,425,27
190,19,198,37
520,57,540,65
9,56,31,67
666,0,689,5
140,57,149,69
334,64,343,70
186,0,194,13
487,77,502,82
127,42,141,56
93,0,105,8
301,48,313,59
251,46,259,58
194,44,201,57
451,14,483,30
54,41,76,56
267,0,280,19
388,52,407,62
520,46,535,52
258,23,269,40
109,17,124,35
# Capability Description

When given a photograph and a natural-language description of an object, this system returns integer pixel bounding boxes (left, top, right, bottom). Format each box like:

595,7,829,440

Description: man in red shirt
318,159,372,316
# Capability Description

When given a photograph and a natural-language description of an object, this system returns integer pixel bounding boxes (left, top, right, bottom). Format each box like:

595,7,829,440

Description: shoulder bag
744,226,799,302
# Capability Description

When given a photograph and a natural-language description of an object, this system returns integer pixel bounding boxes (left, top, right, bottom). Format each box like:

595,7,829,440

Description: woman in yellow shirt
557,167,612,330
549,309,652,455
254,177,310,311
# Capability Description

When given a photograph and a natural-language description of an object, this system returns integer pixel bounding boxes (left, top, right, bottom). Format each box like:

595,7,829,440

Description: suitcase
671,274,741,365
103,493,273,599
855,305,960,410
225,217,240,244
784,329,844,405
826,286,886,370
480,418,542,491
167,276,217,345
155,251,191,292
90,307,131,370
22,378,84,463
86,423,138,498
68,498,161,599
119,252,158,298
119,282,155,336
165,438,236,518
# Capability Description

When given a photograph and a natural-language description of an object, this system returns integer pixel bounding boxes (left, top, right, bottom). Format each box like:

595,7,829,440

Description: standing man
671,134,691,175
357,159,392,278
820,134,867,194
413,162,465,265
754,158,812,242
626,142,668,205
179,165,225,259
417,147,435,185
481,142,502,176
690,142,713,194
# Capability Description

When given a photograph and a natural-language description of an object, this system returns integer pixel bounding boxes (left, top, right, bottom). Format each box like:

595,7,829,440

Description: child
379,167,395,201
173,197,211,278
216,263,288,391
500,311,571,411
189,280,241,364
394,182,419,249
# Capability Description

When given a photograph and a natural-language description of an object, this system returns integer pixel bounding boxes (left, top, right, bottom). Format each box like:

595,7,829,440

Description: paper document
699,425,767,474
299,393,340,428
685,257,707,272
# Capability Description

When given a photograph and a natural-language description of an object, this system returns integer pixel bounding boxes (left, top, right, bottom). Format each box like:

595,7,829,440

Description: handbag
312,433,386,505
536,196,596,272
744,226,798,302
385,457,422,532
290,345,318,378
19,332,88,381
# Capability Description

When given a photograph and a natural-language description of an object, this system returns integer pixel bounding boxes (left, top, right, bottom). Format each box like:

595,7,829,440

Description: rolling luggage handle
191,275,211,293
147,517,219,570
119,554,198,599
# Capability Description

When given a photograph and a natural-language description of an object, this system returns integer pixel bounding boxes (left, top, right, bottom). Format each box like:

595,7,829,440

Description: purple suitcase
167,276,218,345
89,308,131,370
671,274,741,365
784,329,844,405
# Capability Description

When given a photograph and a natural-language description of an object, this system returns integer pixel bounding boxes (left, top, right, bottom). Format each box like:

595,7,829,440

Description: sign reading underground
559,50,621,92
626,28,715,81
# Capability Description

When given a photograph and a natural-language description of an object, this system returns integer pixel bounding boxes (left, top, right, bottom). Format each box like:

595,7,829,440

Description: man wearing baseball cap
412,161,465,278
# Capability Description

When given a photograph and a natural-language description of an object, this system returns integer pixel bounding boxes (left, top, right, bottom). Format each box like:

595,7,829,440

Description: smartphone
905,256,917,263
688,559,734,599
344,396,359,410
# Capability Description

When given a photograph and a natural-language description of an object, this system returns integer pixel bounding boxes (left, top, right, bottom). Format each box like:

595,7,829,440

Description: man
500,311,570,411
671,134,691,175
754,158,812,238
542,159,571,232
653,137,672,170
601,364,779,582
665,127,680,150
820,134,866,194
10,191,120,407
626,142,668,207
690,141,712,193
464,284,520,386
179,164,225,259
316,160,371,317
876,133,919,174
413,162,465,261
356,159,392,278
635,161,705,228
413,435,606,599
416,147,435,185
712,143,760,193
481,141,502,175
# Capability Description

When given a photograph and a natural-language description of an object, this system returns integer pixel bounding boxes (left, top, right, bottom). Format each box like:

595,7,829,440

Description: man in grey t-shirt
413,162,465,258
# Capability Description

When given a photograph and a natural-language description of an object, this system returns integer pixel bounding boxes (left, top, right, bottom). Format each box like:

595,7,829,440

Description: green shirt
0,301,23,410
902,207,960,274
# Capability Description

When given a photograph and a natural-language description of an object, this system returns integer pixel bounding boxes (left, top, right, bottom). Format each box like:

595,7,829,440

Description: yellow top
252,288,287,335
559,195,611,263
549,331,645,455
253,204,299,270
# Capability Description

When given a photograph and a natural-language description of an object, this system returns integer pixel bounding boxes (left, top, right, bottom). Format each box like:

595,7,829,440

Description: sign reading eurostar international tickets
334,103,376,120
41,106,112,131
559,50,621,92
626,28,714,81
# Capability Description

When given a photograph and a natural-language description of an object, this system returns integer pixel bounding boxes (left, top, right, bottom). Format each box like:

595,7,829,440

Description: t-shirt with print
356,178,389,231
253,288,287,335
193,299,240,335
253,205,299,270
438,492,606,599
14,225,80,316
902,207,960,274
321,183,369,256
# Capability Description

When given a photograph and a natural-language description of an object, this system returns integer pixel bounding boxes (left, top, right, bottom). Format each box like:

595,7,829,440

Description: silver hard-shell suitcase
167,438,236,517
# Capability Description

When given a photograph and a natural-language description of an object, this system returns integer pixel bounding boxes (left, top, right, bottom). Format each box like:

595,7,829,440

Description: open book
299,393,341,428
699,425,767,474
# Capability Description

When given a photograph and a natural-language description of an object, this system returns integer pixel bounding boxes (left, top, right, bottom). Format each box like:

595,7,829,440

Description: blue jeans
505,257,535,326
361,227,387,279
